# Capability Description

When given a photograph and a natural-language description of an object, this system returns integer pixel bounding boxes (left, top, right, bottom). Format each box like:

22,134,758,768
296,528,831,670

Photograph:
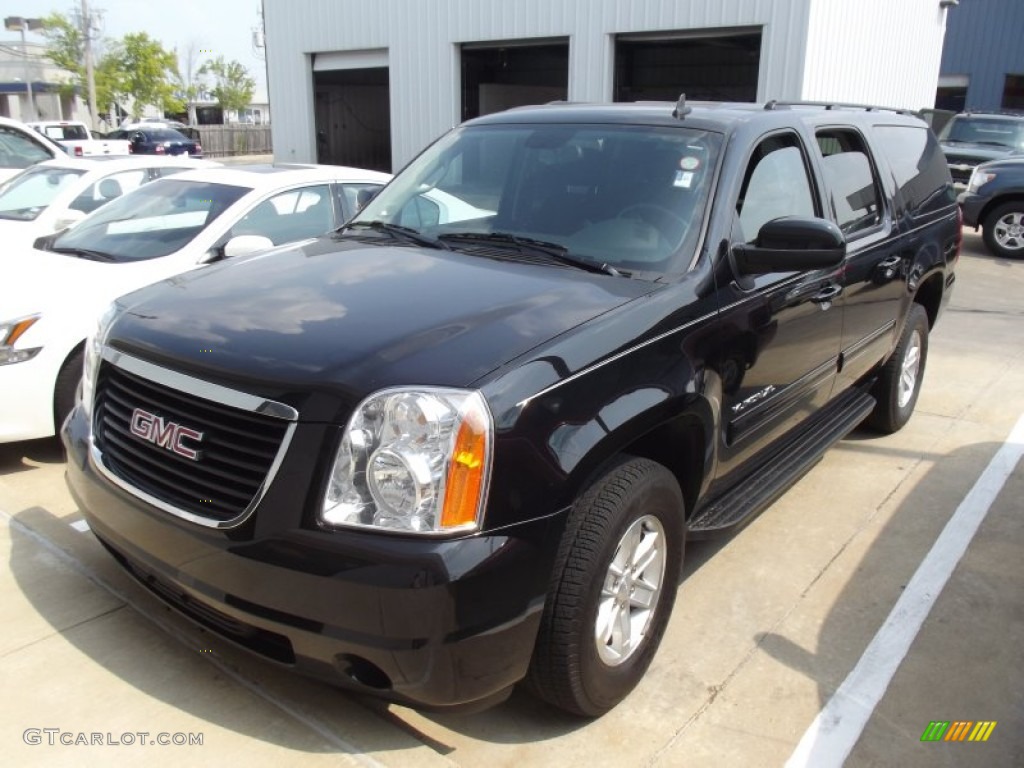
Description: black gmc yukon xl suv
64,100,959,716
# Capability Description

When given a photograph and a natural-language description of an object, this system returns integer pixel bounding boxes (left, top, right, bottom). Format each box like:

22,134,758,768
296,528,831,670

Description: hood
941,141,1017,163
110,240,654,418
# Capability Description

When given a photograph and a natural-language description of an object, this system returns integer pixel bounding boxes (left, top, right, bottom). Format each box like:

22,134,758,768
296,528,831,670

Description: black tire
982,202,1024,259
54,348,84,434
866,304,929,434
527,456,685,716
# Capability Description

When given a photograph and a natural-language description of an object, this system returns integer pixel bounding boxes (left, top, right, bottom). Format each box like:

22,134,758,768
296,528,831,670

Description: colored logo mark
920,721,996,742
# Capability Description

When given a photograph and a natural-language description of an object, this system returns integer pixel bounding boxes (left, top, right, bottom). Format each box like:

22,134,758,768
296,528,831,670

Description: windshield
40,124,89,141
353,123,723,277
939,116,1024,150
0,165,86,221
148,129,189,141
51,178,248,262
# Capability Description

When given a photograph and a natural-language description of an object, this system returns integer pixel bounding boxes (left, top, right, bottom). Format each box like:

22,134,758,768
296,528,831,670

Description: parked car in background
107,127,203,158
0,117,63,182
27,120,132,157
0,163,391,443
0,155,213,249
937,111,1024,191
959,156,1024,258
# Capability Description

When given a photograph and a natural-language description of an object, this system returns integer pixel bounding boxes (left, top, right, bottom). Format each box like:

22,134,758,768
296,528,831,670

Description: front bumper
957,190,987,229
0,351,59,443
62,405,566,710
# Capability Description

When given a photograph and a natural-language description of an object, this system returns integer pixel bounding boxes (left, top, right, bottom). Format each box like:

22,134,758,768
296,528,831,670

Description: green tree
39,13,83,78
116,33,183,117
40,12,126,125
200,56,255,115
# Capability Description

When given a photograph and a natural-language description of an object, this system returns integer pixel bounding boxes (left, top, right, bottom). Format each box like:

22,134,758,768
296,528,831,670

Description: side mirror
222,234,275,259
53,209,87,231
733,217,846,275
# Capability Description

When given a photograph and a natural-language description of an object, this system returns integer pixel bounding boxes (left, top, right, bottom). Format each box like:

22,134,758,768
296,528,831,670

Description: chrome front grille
91,351,297,528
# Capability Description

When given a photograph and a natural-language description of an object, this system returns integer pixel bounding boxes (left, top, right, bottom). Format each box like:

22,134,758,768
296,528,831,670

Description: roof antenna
672,93,691,119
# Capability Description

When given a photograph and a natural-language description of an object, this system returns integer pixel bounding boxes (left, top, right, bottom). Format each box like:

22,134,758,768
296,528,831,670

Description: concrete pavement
1,229,1021,766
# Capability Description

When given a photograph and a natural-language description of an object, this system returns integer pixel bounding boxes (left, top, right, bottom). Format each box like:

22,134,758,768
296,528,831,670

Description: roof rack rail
961,108,1024,117
763,100,911,115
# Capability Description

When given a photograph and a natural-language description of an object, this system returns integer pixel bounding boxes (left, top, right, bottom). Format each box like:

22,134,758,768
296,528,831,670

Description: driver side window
737,135,816,243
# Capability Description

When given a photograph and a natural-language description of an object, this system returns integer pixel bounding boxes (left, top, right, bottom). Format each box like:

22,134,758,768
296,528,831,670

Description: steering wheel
617,203,688,242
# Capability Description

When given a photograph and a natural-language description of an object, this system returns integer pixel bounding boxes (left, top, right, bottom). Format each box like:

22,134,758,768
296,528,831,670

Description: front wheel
866,304,929,434
527,456,685,716
982,202,1024,259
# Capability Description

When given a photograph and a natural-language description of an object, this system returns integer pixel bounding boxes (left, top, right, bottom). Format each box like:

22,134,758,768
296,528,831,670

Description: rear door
813,125,905,391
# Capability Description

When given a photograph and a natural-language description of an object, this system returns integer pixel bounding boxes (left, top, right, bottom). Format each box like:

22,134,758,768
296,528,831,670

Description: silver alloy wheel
993,210,1024,253
595,514,666,666
898,329,922,408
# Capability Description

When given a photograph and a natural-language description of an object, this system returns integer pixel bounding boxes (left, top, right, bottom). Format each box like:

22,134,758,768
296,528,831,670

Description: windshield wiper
338,220,450,250
439,232,624,277
50,246,117,262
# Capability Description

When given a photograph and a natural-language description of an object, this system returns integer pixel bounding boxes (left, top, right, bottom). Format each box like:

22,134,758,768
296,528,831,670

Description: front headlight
81,302,119,422
967,169,996,193
321,388,493,534
0,314,42,366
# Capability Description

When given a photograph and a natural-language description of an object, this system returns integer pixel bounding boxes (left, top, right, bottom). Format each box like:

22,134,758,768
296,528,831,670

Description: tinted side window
816,129,883,237
231,184,334,245
737,133,816,243
70,169,150,213
874,125,955,217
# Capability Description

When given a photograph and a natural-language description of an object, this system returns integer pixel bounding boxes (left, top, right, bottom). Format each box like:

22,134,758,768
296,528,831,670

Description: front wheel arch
53,342,85,434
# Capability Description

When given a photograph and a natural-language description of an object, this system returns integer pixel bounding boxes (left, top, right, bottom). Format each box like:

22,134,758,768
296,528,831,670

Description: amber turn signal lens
441,406,489,529
4,316,39,346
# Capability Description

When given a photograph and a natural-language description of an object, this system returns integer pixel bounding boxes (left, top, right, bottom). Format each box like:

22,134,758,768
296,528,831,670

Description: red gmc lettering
129,408,204,461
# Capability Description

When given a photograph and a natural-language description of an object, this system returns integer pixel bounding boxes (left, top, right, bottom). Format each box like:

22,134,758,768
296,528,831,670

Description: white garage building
263,0,952,172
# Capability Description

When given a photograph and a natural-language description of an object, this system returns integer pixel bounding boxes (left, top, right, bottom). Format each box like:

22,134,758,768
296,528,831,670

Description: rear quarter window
874,125,955,218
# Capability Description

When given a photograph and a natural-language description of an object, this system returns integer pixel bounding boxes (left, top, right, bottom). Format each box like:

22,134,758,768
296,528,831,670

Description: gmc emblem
129,408,204,461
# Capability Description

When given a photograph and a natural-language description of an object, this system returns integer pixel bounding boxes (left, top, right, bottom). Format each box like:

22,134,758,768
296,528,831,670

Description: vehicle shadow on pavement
0,438,65,477
6,504,356,754
753,436,1023,765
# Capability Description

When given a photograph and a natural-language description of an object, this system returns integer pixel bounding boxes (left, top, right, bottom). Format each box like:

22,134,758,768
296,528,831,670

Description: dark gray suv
938,112,1024,191
959,156,1024,258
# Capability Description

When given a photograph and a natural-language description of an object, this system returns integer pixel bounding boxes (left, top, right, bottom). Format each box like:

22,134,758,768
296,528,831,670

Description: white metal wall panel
263,0,815,169
802,0,949,109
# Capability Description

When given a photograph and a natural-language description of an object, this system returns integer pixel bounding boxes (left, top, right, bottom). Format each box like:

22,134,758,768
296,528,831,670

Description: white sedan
1,163,391,443
0,155,214,249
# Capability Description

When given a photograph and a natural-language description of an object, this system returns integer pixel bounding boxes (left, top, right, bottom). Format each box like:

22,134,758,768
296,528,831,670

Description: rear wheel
866,304,929,434
53,348,84,434
982,201,1024,259
527,456,684,716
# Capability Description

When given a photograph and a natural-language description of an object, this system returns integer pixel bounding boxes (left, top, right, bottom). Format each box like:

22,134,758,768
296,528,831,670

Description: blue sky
0,0,268,99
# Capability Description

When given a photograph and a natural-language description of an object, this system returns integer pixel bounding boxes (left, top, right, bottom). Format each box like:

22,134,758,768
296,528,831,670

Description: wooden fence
196,125,273,157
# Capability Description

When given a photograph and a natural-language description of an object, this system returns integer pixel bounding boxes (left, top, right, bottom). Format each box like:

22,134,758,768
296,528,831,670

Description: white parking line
787,414,1024,768
70,519,90,533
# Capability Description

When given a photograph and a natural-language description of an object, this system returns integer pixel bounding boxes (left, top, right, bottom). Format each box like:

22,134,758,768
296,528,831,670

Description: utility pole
81,0,99,129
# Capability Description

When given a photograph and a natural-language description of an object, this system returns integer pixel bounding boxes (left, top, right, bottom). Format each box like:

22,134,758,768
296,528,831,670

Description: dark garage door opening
614,31,761,103
314,67,391,172
462,40,569,120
